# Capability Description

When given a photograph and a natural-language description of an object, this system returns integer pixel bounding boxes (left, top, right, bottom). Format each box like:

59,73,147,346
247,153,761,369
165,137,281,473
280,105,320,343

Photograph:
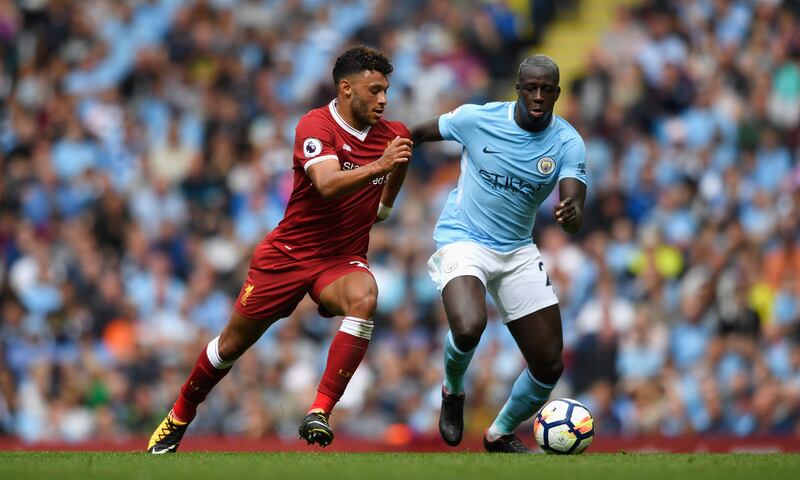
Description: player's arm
555,178,586,234
411,104,478,147
377,125,415,222
307,136,412,200
374,117,442,220
375,117,444,223
409,117,443,146
375,162,408,222
555,138,588,235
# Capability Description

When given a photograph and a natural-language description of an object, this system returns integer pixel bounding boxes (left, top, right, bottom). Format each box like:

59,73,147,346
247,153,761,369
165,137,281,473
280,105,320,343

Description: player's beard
350,93,375,128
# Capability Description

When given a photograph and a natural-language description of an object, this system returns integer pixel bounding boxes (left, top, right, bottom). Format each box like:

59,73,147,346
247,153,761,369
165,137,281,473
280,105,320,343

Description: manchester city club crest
537,157,555,175
444,259,458,274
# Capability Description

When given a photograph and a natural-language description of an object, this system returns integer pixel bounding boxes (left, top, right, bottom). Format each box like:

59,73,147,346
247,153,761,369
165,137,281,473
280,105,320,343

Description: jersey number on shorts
538,262,551,287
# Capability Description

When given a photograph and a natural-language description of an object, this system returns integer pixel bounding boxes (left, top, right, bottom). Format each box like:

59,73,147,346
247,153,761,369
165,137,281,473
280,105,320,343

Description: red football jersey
266,99,410,260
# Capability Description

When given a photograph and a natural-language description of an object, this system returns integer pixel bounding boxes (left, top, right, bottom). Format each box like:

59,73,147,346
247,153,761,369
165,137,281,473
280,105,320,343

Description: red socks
171,318,374,422
310,317,373,414
172,336,234,422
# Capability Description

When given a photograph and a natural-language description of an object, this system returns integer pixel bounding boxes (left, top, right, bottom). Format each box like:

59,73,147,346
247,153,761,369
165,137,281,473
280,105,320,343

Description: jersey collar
329,99,371,141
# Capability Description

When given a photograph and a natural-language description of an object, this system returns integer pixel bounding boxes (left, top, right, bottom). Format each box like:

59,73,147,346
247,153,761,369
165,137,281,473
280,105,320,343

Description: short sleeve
388,121,411,141
558,137,587,185
438,104,479,144
398,122,411,140
293,115,338,171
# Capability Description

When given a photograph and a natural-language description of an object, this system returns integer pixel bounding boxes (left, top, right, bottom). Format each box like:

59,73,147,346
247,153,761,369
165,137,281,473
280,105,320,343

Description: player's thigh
427,241,492,294
506,304,563,368
224,248,311,357
313,262,377,318
217,309,282,360
489,245,558,324
428,241,495,333
441,275,488,334
234,266,308,320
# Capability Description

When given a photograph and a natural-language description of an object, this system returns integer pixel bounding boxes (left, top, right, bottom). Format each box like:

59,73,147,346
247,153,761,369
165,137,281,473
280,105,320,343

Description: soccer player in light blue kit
409,55,587,452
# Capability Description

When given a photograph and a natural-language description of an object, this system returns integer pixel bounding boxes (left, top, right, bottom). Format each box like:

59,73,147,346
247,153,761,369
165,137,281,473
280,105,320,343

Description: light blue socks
442,330,477,395
487,369,555,440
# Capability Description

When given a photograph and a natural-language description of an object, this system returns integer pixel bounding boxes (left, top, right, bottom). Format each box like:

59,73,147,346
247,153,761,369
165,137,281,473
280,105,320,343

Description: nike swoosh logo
150,445,177,454
482,146,501,154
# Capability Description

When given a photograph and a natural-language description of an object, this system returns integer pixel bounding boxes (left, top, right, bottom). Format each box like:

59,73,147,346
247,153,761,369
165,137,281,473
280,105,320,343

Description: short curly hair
332,46,393,86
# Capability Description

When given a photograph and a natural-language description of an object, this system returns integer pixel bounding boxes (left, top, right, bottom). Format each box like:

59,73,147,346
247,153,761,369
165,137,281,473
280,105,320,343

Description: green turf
1,452,799,480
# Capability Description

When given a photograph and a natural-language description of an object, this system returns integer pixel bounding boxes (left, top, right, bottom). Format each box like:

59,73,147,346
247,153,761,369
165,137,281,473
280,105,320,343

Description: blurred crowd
0,0,799,445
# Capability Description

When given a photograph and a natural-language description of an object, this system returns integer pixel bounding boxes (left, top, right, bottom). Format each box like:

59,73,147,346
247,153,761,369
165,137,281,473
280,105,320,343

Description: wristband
377,202,393,220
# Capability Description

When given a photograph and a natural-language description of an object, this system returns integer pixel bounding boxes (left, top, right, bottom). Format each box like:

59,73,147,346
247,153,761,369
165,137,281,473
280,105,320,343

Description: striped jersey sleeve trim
303,155,339,171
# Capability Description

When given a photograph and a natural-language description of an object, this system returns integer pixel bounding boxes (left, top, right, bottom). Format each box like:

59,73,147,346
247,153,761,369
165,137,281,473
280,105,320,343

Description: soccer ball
533,398,594,454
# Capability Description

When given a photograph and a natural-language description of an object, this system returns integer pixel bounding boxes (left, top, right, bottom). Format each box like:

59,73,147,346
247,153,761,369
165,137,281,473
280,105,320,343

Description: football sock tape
339,316,374,339
206,336,236,370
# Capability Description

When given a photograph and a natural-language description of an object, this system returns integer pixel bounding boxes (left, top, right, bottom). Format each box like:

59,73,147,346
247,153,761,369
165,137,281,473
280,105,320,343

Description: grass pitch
2,452,799,480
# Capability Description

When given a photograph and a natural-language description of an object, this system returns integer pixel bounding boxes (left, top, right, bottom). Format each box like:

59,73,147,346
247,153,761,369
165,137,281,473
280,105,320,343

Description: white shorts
427,241,559,323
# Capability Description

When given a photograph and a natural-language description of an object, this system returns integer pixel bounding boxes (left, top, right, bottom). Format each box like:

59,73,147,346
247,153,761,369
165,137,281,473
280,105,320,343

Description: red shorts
234,241,374,320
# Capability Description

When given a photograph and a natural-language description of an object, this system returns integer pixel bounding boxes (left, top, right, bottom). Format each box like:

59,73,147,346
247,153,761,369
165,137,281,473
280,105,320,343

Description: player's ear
339,78,352,98
555,86,561,102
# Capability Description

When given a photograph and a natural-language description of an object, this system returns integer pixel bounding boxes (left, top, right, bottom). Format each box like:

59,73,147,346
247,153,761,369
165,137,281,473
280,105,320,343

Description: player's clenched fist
554,196,580,233
374,136,412,175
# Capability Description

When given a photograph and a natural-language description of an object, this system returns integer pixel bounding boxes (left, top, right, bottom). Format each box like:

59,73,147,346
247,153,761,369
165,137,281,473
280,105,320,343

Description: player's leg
148,244,307,453
147,310,279,454
484,245,561,453
485,305,563,453
427,242,493,446
171,310,282,423
299,269,377,446
438,275,487,446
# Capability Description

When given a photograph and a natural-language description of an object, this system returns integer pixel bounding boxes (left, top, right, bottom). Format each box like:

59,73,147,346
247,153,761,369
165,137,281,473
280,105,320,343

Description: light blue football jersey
434,101,587,252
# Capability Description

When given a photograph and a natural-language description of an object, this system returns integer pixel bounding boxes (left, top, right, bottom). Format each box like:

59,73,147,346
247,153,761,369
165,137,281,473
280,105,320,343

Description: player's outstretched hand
375,136,412,175
555,197,579,233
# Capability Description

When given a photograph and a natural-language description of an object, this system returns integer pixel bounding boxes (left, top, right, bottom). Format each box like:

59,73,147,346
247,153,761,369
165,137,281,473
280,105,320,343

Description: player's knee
342,291,378,319
532,357,564,385
450,315,486,351
217,333,249,361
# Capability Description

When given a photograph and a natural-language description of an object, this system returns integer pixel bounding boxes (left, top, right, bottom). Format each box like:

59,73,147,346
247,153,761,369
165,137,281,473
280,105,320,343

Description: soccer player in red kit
147,46,412,453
